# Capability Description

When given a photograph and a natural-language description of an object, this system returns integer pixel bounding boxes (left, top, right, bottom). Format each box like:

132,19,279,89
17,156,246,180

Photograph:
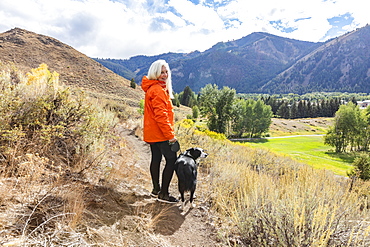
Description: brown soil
113,123,222,247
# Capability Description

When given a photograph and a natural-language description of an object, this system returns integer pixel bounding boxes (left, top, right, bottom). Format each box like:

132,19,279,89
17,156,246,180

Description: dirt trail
119,125,221,247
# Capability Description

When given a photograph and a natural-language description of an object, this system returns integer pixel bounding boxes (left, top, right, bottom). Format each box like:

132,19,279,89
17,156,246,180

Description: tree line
174,85,370,137
176,87,370,121
174,85,370,180
262,97,344,119
175,85,272,138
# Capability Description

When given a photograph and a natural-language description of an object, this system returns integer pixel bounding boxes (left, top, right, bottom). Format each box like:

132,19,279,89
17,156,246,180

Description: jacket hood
141,76,166,92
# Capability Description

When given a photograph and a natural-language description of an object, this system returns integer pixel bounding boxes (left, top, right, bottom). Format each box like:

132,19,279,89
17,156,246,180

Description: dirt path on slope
118,124,222,247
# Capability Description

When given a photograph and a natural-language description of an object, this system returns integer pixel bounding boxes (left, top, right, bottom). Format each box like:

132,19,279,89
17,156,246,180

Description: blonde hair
147,59,174,99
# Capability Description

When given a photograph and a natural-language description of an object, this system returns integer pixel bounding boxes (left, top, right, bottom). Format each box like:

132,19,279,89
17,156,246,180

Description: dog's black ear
189,148,201,159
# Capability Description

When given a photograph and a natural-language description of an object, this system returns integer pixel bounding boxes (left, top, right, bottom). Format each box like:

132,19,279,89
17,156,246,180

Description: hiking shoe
151,189,160,197
157,193,179,203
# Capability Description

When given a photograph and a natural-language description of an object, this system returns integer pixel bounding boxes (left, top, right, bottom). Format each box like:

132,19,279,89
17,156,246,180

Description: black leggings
150,141,177,195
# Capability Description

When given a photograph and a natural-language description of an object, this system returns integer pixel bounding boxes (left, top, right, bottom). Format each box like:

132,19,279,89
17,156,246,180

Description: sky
0,0,368,59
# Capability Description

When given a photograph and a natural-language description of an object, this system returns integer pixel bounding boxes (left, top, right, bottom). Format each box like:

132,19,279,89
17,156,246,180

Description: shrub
348,153,370,180
0,63,116,175
137,99,144,115
130,78,136,89
192,105,199,119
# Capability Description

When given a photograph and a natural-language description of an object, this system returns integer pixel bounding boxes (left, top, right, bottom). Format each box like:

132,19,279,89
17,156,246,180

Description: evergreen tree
306,100,312,117
172,94,180,107
277,101,290,119
290,101,298,119
323,99,331,117
130,78,136,89
192,105,200,119
180,86,193,107
297,100,304,118
311,102,318,118
266,97,279,115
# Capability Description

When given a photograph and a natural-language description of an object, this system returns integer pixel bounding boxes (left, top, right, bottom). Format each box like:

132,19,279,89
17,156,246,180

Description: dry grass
269,117,334,136
0,124,160,246
0,62,151,246
1,61,369,246
175,119,370,246
1,113,368,246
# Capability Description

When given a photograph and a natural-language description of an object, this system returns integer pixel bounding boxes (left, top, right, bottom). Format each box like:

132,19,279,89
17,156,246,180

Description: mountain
262,25,370,94
95,32,321,93
0,28,143,106
94,51,201,84
96,25,370,95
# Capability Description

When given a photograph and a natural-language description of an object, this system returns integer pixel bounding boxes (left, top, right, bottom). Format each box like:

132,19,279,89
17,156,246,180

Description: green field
244,135,355,176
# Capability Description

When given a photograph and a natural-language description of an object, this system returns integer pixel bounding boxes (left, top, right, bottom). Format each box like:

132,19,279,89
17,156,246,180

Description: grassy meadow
246,135,354,176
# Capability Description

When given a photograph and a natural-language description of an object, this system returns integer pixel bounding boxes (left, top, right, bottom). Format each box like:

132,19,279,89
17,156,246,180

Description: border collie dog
175,147,208,210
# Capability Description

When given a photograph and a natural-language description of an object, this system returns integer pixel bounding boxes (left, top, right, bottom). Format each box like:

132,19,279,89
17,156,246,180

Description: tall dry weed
60,183,86,229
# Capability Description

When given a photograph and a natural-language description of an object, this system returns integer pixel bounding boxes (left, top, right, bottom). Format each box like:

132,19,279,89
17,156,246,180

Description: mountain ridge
2,26,369,96
263,25,370,94
95,31,322,93
95,25,370,95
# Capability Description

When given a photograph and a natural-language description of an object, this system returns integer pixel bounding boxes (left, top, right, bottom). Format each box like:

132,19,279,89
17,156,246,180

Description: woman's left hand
169,137,177,143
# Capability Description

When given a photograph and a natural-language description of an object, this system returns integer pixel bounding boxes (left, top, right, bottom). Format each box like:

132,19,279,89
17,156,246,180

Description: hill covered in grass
0,28,143,107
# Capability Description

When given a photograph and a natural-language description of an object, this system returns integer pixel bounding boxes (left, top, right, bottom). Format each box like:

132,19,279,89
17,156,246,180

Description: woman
141,59,179,203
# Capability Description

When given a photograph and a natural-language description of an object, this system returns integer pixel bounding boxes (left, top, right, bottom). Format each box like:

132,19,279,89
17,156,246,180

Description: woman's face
158,65,168,82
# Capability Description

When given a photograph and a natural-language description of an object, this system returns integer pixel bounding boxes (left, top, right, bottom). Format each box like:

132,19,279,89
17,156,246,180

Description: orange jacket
141,76,175,143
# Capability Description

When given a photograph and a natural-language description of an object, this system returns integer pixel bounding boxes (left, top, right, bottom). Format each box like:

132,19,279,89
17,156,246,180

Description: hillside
0,28,143,106
1,54,369,245
0,31,220,246
95,32,321,93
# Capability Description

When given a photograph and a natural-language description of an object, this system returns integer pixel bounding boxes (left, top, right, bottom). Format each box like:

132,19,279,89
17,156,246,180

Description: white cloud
168,0,224,30
0,0,369,59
